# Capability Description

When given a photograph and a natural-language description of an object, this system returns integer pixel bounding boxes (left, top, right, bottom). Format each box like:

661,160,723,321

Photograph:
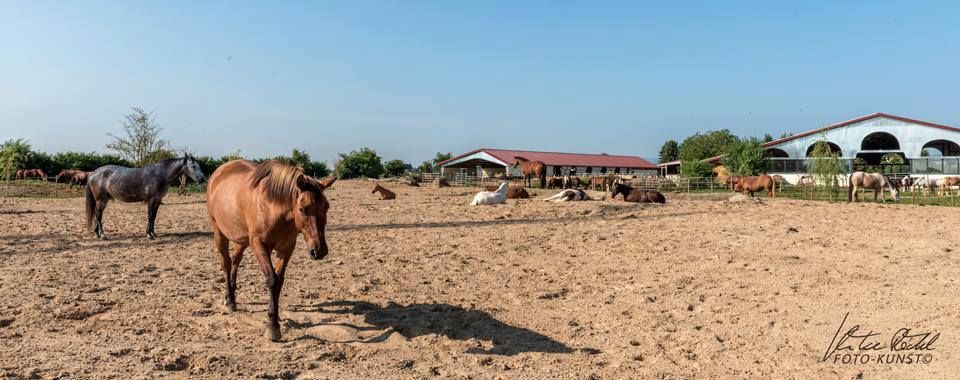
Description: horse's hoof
223,302,237,313
265,326,281,342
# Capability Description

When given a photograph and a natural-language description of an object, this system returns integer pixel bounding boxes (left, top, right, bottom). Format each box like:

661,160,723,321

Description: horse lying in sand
543,189,591,202
733,175,776,197
372,182,396,200
484,184,529,199
611,183,666,203
471,182,509,205
848,171,899,202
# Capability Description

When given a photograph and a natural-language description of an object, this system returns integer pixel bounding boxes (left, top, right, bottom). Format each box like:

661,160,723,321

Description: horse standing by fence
938,176,960,196
848,171,899,202
513,157,546,189
206,160,335,341
16,168,47,180
733,175,776,197
85,155,206,239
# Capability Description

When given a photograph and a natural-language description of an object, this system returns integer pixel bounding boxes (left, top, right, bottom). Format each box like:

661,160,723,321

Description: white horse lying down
470,182,509,205
543,189,592,202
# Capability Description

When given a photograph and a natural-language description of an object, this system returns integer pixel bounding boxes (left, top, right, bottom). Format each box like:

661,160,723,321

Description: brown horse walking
206,160,335,341
733,175,776,197
372,182,396,200
513,157,547,189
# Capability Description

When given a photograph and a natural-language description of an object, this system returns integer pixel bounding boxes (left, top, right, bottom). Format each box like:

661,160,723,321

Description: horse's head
371,182,381,193
182,155,206,183
610,183,627,199
295,176,337,260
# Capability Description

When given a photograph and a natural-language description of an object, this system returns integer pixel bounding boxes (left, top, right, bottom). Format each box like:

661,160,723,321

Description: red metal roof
762,113,960,148
438,148,657,169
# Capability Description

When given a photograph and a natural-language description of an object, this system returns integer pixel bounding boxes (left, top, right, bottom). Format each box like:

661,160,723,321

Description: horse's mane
251,160,321,203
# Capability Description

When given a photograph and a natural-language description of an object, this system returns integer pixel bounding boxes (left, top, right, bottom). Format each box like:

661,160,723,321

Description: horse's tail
85,184,96,231
847,175,854,202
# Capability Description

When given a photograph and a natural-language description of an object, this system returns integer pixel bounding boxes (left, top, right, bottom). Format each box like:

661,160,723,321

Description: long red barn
437,148,657,178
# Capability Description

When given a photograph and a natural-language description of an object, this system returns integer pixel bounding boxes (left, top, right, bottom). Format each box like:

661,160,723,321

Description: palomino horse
86,155,205,239
485,183,529,199
611,183,666,203
733,175,776,197
848,171,899,202
206,160,335,341
513,157,547,189
471,182,509,205
543,189,591,202
371,182,396,200
938,176,960,196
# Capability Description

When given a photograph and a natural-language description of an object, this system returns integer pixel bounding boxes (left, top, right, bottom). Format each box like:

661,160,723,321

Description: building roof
762,113,960,148
438,148,657,169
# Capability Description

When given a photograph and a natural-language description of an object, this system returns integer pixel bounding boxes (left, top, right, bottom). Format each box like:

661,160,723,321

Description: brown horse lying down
733,175,776,197
372,182,396,200
611,183,666,203
485,184,530,199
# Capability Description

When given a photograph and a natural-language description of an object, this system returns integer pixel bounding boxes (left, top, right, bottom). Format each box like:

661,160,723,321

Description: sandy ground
0,180,957,379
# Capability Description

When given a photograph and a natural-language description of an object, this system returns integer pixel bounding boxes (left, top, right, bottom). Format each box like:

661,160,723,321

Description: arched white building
762,113,960,181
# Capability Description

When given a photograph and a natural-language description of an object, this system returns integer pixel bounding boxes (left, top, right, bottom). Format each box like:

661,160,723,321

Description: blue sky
2,1,958,164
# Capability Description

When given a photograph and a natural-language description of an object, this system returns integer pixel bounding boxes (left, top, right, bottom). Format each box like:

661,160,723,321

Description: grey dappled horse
86,156,205,239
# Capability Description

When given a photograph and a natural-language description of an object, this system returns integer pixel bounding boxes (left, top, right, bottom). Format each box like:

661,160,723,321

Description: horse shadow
290,300,577,356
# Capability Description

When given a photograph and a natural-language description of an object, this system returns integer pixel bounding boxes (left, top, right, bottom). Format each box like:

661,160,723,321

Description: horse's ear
319,177,337,190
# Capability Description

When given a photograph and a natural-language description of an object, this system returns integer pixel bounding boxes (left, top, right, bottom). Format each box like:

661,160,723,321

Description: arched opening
805,141,842,157
764,148,789,158
921,140,960,157
861,132,900,151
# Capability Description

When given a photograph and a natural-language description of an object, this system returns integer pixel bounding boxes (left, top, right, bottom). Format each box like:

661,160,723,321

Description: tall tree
0,139,32,179
658,140,679,163
807,136,845,201
106,108,172,166
334,147,384,179
678,129,739,177
722,138,768,176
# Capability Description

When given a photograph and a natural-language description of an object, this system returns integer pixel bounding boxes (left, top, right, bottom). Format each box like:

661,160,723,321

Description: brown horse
610,183,666,203
733,175,776,197
546,176,564,189
56,169,89,188
372,182,396,200
938,176,960,196
513,157,547,189
16,168,47,180
485,184,530,199
848,171,899,202
590,175,616,192
206,160,336,341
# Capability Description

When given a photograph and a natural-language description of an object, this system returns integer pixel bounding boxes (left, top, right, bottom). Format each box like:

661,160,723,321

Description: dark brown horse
206,160,336,341
55,169,88,188
513,157,547,189
611,183,666,203
485,184,530,199
733,175,776,197
372,182,396,200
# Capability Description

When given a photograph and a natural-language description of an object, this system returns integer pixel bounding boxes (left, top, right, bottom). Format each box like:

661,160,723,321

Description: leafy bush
334,147,384,179
383,159,410,177
721,139,768,176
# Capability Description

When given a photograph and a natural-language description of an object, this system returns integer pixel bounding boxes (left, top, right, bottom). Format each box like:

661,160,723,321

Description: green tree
658,140,679,163
763,133,774,143
0,139,32,179
807,137,845,201
881,153,904,164
334,147,384,179
722,139,768,176
416,152,453,173
106,107,173,166
383,159,410,177
678,129,739,177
